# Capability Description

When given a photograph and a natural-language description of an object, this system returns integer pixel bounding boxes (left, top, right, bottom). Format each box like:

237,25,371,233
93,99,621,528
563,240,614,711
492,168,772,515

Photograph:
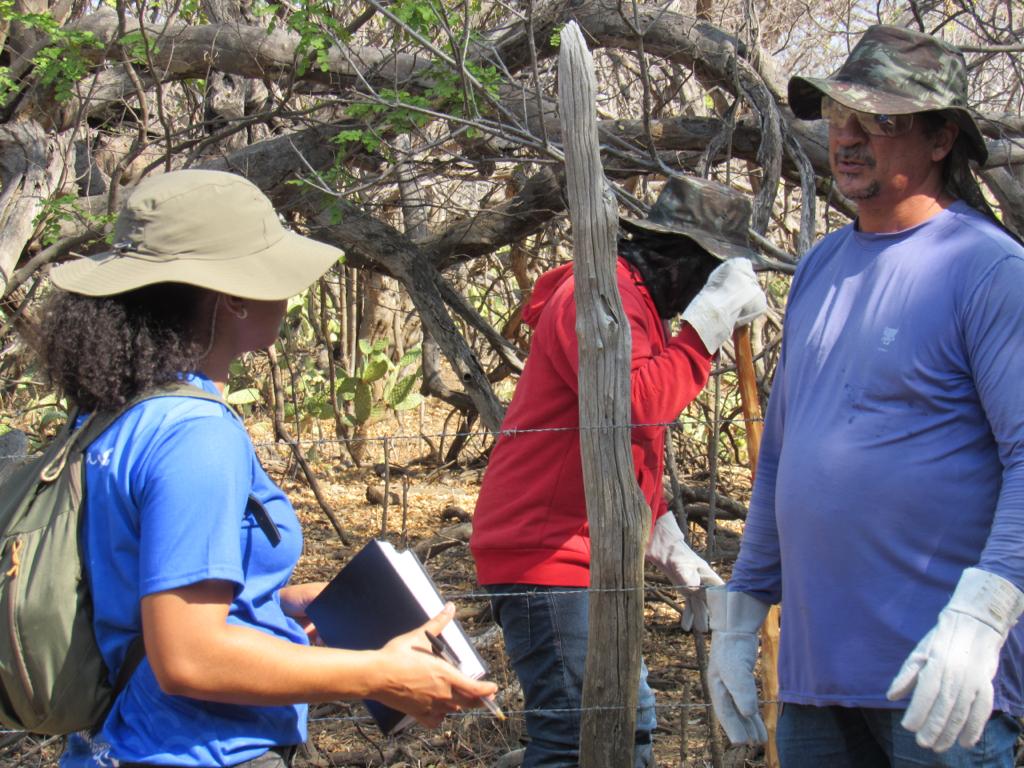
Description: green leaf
388,372,420,408
396,347,422,369
0,65,18,107
118,30,156,63
358,338,373,356
362,357,390,383
332,128,365,146
303,396,333,419
353,381,373,423
393,392,423,412
38,407,66,428
226,387,262,405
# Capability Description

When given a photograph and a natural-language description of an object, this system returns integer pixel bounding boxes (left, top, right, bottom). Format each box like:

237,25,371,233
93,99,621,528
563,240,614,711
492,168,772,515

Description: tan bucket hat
50,170,343,300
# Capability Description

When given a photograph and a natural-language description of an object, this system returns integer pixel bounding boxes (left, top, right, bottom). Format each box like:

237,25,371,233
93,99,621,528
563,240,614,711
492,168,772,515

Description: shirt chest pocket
843,331,971,418
840,321,926,414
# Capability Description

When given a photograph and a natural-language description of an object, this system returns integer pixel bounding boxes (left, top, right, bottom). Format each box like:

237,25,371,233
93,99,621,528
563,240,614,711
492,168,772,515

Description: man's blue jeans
776,704,1021,768
488,585,656,768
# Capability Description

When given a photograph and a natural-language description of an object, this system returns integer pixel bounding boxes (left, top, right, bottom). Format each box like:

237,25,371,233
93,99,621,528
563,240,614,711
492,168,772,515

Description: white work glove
886,567,1024,752
681,258,768,354
707,586,770,745
645,514,723,633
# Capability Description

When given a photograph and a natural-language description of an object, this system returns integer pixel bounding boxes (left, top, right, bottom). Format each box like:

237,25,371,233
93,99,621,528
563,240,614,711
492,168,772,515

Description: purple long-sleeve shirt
731,201,1024,713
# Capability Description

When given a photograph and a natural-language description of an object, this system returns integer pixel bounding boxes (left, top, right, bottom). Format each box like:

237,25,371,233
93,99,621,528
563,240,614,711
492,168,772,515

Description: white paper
379,541,485,678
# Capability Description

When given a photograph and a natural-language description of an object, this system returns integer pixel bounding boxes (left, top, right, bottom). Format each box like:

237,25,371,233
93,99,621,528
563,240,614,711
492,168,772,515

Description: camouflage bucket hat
788,25,987,163
51,170,344,300
619,175,758,262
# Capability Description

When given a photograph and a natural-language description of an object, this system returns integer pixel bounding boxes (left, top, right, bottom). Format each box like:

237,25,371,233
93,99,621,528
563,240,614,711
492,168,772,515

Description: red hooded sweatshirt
470,258,713,587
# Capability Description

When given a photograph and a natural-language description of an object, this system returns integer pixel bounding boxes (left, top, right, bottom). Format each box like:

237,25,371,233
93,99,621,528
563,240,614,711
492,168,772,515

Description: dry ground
0,410,764,768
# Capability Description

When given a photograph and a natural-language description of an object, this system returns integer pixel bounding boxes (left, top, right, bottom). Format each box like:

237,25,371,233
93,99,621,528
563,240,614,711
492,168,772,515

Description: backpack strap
39,412,100,483
123,386,283,548
125,382,229,415
72,382,277,708
113,636,146,698
40,383,227,484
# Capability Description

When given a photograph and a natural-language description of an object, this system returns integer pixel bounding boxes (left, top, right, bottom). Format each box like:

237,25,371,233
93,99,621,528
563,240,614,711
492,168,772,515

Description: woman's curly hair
39,283,213,412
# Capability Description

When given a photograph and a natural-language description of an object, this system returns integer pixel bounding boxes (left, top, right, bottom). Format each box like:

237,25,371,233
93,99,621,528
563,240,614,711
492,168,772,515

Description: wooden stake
559,21,647,767
732,324,780,768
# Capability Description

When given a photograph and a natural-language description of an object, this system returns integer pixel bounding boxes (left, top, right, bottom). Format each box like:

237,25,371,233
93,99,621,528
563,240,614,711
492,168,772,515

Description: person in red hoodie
470,175,768,767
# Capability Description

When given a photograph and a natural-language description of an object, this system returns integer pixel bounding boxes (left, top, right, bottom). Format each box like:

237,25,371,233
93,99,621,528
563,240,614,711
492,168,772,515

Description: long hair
39,283,214,412
922,111,1023,244
618,232,719,318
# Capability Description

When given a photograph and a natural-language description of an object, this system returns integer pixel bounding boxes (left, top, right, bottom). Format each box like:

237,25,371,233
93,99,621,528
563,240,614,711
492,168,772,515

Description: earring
230,305,248,320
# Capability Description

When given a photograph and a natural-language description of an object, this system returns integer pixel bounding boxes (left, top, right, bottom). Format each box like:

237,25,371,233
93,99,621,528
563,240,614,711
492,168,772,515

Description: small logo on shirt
880,327,898,349
86,448,113,467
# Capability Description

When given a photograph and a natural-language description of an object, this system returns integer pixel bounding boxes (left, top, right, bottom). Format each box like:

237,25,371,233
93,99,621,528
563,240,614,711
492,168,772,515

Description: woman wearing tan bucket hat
42,170,496,768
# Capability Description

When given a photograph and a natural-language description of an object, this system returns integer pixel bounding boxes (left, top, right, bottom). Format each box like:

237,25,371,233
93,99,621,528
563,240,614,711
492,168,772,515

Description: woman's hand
371,604,498,729
279,582,328,644
142,584,495,716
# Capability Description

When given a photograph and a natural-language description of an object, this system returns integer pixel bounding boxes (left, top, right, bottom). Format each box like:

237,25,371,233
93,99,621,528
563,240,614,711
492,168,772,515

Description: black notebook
305,539,488,734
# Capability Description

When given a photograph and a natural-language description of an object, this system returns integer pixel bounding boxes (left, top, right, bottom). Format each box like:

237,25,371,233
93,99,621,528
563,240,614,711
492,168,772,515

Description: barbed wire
0,414,764,462
430,583,718,601
253,415,763,448
0,362,756,758
306,698,785,727
0,698,783,736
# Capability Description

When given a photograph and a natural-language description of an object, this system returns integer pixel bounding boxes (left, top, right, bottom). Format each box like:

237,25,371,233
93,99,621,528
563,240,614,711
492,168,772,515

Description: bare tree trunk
266,344,351,544
0,121,73,289
358,273,403,346
559,21,648,768
320,277,348,441
395,134,448,407
979,166,1024,239
347,270,402,464
344,267,359,375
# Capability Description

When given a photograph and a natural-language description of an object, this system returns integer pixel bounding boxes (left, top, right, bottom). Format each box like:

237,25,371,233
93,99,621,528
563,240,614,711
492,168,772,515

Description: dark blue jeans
488,585,656,768
776,704,1021,768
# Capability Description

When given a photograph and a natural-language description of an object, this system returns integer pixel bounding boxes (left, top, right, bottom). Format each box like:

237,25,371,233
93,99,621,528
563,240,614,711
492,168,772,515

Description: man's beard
843,180,881,200
834,148,879,200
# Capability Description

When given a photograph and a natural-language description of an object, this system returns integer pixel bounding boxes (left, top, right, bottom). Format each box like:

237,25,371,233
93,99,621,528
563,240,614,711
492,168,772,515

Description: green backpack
0,384,227,734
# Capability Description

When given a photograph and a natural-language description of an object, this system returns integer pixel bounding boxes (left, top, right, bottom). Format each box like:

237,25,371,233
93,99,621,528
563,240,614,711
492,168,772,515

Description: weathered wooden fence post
558,21,651,768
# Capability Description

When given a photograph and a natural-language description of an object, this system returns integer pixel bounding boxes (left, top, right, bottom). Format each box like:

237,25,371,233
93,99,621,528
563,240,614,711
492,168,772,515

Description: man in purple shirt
707,26,1024,768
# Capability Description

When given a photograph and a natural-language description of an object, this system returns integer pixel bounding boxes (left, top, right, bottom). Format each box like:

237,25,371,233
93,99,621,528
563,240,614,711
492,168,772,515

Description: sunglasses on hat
821,96,914,137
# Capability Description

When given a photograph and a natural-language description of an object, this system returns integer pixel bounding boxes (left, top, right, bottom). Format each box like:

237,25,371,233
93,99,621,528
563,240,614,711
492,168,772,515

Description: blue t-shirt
61,374,308,767
731,202,1024,713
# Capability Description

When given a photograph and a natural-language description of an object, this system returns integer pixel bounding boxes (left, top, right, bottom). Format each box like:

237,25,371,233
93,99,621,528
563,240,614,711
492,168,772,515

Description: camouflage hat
788,25,987,163
619,175,757,262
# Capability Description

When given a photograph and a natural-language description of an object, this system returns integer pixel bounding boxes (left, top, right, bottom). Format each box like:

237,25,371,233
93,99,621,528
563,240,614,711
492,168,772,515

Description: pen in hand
424,630,506,721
